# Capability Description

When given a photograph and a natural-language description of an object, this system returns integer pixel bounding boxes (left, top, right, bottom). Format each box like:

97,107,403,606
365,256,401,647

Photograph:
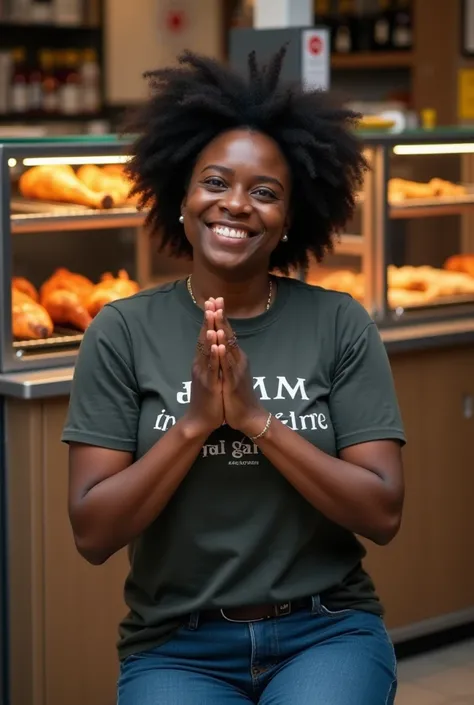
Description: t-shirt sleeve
61,303,140,452
329,298,405,451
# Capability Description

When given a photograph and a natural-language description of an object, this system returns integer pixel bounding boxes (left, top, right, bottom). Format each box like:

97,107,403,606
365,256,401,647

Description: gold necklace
187,275,273,312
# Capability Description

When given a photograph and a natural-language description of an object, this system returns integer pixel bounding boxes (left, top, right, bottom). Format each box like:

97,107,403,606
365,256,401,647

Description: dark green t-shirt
62,277,405,659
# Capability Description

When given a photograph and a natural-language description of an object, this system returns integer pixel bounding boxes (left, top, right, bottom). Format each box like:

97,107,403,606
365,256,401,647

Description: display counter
1,132,474,705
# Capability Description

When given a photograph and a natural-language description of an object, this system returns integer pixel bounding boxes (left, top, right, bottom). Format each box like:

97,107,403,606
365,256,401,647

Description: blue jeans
118,597,397,704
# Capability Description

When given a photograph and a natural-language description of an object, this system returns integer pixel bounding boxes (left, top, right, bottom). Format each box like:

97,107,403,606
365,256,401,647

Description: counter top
1,318,474,399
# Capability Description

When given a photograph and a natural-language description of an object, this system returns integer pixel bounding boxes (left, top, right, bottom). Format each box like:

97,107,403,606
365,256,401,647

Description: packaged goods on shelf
0,46,102,116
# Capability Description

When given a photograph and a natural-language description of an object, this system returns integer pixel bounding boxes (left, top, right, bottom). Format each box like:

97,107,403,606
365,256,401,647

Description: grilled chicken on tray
12,269,140,340
19,165,114,209
85,270,140,317
11,287,54,340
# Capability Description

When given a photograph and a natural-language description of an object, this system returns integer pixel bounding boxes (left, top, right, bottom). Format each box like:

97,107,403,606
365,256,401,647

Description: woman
63,47,405,705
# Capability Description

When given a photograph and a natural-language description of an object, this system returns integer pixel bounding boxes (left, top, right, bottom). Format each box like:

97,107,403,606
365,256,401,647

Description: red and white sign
301,29,330,91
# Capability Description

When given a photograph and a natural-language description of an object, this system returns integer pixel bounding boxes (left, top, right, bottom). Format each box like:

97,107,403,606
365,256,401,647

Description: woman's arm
244,414,404,545
68,418,209,565
65,304,224,565
214,299,405,546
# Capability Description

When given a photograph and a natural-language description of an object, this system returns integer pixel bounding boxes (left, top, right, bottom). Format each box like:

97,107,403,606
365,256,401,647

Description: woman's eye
204,177,226,188
253,187,276,199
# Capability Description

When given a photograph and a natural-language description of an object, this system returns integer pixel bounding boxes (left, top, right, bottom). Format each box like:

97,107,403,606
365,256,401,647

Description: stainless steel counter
1,319,474,399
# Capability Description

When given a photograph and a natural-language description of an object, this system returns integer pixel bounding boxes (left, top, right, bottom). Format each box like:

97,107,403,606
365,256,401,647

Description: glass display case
1,130,474,376
0,135,149,373
304,128,474,330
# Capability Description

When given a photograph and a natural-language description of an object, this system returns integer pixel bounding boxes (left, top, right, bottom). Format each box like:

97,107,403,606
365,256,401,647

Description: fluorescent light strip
22,155,131,167
393,143,474,156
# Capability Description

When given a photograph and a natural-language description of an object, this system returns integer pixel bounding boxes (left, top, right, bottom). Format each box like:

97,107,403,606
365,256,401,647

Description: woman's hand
184,303,224,437
212,298,268,439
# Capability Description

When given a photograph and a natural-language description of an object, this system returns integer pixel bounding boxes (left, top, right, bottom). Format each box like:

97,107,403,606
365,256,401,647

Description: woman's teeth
211,225,250,239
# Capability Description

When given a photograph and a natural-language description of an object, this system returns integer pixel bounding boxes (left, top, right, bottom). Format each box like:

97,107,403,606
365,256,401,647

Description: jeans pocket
319,603,355,618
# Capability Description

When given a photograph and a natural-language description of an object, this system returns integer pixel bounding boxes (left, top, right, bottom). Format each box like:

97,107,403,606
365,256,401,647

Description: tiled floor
396,638,474,704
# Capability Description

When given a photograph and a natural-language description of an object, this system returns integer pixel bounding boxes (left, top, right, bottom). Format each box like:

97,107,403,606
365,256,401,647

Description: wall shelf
331,51,414,70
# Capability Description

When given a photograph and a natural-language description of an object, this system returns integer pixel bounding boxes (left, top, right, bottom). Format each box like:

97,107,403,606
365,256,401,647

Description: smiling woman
62,47,405,705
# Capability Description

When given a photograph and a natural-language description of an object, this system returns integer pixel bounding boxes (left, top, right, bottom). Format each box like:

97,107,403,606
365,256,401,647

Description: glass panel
9,148,141,359
386,150,474,317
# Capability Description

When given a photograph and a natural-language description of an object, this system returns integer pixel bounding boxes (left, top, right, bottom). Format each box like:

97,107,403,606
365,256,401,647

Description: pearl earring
281,232,288,242
179,215,184,224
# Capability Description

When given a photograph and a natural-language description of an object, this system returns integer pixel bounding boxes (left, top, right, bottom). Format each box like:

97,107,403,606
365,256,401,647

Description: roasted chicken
12,276,39,301
77,164,131,207
12,288,54,340
40,268,94,302
86,270,140,318
101,164,140,205
41,288,92,331
19,165,114,209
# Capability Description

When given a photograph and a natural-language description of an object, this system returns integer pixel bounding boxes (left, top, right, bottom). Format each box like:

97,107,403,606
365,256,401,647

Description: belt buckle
219,609,265,624
275,602,291,617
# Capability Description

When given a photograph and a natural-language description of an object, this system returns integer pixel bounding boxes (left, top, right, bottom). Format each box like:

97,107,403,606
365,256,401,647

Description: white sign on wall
301,28,330,91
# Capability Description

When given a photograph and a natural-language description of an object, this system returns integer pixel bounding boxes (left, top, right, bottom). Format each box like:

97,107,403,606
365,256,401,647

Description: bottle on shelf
40,49,59,114
58,49,81,115
391,0,413,51
28,55,43,115
10,47,29,114
333,0,358,54
80,47,101,114
370,0,394,52
0,52,12,114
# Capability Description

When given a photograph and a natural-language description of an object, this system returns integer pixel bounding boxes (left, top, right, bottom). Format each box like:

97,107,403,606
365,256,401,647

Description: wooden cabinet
6,398,127,705
4,345,474,705
363,346,474,634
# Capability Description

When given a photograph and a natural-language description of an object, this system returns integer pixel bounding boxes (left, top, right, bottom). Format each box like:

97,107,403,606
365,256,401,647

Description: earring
281,231,288,242
179,215,184,224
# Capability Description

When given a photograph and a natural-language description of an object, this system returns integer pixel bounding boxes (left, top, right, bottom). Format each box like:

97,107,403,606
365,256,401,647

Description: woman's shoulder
81,279,183,344
284,276,374,341
285,276,367,312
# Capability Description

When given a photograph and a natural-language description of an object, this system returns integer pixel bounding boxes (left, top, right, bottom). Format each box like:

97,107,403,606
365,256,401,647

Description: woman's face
182,129,291,275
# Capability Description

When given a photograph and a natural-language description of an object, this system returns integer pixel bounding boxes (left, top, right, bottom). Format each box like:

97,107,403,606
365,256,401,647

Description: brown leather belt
200,597,311,623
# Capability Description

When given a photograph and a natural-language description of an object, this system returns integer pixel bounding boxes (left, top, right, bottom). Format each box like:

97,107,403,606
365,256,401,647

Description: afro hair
125,46,367,273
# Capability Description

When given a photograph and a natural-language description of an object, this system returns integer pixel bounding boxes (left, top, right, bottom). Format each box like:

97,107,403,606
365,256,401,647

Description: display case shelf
390,197,474,220
11,206,146,234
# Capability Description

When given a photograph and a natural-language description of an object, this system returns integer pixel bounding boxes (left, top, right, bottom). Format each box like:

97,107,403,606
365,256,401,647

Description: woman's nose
219,186,252,215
